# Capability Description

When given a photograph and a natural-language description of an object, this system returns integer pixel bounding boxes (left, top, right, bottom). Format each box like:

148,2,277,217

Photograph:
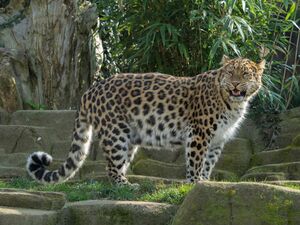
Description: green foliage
25,101,47,110
95,0,299,113
0,177,194,204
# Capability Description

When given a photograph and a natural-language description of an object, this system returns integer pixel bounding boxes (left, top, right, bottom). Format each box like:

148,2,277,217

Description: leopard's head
219,56,265,103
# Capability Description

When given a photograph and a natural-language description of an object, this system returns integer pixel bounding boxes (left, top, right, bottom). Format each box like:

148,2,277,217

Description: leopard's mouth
229,89,246,97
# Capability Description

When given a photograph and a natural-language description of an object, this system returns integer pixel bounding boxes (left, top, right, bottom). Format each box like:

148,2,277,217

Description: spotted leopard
27,56,265,185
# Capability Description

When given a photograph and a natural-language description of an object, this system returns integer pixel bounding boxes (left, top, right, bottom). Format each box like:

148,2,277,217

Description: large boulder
172,182,300,225
61,200,177,225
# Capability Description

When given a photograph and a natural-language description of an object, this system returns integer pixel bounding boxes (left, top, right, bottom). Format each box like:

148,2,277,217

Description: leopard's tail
26,107,93,184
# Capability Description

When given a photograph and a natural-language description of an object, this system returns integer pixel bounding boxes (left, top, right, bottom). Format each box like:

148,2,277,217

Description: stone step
10,110,76,140
0,166,27,178
0,125,58,154
62,200,177,225
0,109,10,125
132,159,237,181
251,146,300,166
0,207,58,225
50,140,104,161
241,172,287,181
0,189,65,210
244,162,300,180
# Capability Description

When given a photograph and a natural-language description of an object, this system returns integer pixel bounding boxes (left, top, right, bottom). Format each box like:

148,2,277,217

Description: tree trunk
0,0,102,110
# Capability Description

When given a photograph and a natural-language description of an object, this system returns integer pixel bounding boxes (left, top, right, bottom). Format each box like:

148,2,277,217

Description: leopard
26,56,265,186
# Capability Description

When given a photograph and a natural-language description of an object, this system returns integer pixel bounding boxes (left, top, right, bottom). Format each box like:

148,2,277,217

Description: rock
236,118,265,153
61,200,177,225
132,159,186,179
78,160,107,179
0,108,10,124
251,146,300,166
279,106,300,121
276,118,300,148
0,153,28,167
241,172,287,181
0,206,58,225
244,162,300,180
0,189,66,210
51,140,103,161
0,53,23,112
211,169,238,181
132,159,236,181
0,166,27,178
11,110,76,140
0,125,57,154
136,147,182,163
216,138,252,176
292,134,300,146
172,182,300,225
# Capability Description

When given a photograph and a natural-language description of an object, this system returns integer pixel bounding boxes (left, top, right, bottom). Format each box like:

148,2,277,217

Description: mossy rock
241,172,287,181
11,110,76,140
251,146,300,166
172,182,300,225
0,125,57,154
132,159,236,181
276,118,300,148
0,207,58,225
279,106,300,121
0,189,66,210
132,159,186,179
0,166,27,178
62,200,177,225
245,162,300,180
292,134,300,146
216,138,252,176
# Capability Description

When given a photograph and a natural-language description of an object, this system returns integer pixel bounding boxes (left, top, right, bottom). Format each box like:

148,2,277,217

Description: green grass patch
0,177,193,205
281,183,300,191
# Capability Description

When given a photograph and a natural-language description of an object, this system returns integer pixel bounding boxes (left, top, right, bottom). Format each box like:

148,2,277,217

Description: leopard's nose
232,81,240,87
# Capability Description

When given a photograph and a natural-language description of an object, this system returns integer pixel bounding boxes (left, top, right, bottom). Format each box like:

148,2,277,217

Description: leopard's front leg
185,135,211,182
201,144,224,179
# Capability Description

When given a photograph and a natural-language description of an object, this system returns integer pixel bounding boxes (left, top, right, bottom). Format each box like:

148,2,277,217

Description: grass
0,177,194,205
281,183,300,191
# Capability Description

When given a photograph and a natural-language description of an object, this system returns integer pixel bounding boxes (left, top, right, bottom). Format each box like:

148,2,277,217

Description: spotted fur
26,56,265,185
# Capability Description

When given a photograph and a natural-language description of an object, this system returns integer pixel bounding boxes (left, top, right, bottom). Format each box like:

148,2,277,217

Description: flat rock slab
172,182,300,225
241,172,287,181
62,200,177,225
0,189,66,210
0,166,27,178
11,110,76,140
0,206,58,225
252,146,300,166
132,159,237,180
0,125,57,154
245,162,300,180
0,153,28,167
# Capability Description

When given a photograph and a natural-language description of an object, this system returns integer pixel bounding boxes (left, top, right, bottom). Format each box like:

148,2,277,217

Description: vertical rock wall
0,0,102,110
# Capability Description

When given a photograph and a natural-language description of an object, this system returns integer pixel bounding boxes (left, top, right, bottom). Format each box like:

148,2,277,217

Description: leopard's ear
257,59,266,70
221,55,230,65
257,59,266,75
